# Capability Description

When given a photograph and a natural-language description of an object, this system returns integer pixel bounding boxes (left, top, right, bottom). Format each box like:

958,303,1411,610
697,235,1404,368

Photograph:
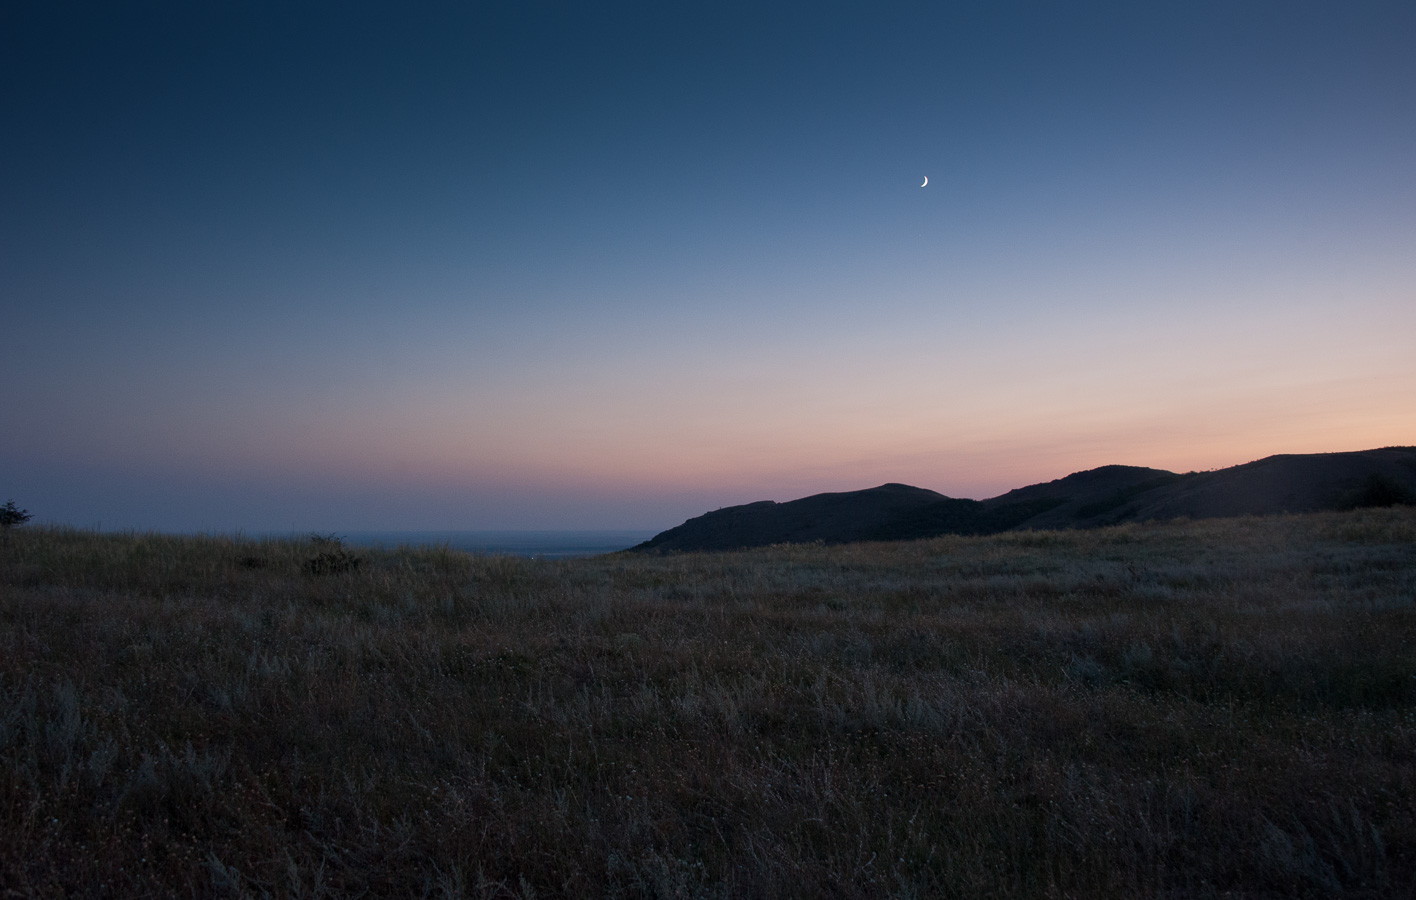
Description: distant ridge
632,447,1416,553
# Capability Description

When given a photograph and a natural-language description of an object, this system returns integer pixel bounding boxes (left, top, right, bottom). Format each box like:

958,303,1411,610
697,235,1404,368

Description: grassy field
1,509,1414,898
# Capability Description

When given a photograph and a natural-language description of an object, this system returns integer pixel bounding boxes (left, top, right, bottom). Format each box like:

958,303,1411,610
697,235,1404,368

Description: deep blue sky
4,1,1414,531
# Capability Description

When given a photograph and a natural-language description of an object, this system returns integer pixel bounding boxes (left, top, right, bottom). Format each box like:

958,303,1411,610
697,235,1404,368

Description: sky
3,1,1414,532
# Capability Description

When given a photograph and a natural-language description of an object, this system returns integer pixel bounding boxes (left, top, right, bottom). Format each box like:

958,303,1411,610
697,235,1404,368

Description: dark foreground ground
2,510,1414,898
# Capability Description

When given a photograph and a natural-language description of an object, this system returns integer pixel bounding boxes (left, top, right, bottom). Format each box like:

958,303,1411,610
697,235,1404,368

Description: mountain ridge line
632,446,1416,553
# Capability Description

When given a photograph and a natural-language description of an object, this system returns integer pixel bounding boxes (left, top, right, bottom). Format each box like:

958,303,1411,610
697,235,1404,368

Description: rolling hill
632,447,1416,552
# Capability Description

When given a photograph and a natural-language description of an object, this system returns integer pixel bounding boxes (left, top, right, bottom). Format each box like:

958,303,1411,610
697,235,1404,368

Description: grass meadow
1,508,1414,898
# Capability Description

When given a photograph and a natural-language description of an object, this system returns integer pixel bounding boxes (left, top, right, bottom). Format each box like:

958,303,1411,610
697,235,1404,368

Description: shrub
302,534,361,576
0,500,32,530
1339,474,1416,510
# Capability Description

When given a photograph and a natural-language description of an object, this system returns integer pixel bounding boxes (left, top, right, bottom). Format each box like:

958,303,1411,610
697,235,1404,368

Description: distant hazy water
336,530,658,559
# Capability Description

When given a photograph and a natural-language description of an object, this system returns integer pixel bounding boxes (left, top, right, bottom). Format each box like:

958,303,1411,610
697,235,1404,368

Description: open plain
2,508,1414,897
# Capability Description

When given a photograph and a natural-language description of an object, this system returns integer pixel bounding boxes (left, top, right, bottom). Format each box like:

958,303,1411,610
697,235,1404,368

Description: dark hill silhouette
634,483,956,553
632,447,1416,553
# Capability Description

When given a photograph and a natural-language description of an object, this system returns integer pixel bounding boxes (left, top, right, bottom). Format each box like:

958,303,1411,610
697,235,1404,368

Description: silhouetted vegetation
302,532,362,575
0,500,32,530
2,509,1414,896
1338,473,1416,510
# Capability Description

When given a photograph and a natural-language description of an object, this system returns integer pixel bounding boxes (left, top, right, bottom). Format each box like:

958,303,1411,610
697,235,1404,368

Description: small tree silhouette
0,500,32,530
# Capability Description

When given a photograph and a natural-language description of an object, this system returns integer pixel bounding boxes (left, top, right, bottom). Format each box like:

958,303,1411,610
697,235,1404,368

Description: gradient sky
4,1,1414,531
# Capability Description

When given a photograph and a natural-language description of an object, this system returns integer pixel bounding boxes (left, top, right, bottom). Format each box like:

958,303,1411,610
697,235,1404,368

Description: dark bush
304,549,362,576
303,535,361,576
1339,474,1416,510
0,500,32,530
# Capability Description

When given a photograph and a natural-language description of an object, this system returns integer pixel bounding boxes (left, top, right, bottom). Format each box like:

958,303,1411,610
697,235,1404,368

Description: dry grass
1,509,1414,898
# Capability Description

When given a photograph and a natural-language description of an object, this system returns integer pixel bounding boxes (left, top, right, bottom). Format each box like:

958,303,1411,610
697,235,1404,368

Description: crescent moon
920,176,928,187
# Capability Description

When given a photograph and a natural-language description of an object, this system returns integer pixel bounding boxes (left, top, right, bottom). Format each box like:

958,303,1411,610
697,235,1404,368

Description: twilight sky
3,1,1414,531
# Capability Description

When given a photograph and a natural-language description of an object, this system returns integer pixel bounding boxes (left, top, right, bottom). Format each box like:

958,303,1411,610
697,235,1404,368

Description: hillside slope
634,447,1416,552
